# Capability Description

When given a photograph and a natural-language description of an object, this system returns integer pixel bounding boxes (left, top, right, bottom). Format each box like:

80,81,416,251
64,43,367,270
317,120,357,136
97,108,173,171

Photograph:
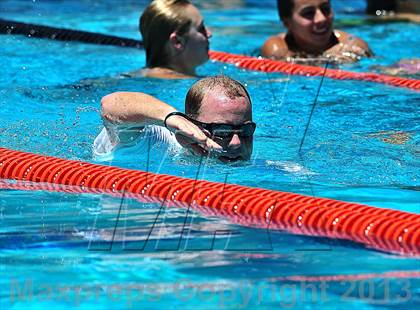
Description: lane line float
0,147,419,256
208,51,420,90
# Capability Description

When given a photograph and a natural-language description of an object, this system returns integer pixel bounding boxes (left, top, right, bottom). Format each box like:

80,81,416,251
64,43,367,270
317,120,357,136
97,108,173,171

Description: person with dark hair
137,0,212,79
261,0,373,63
93,76,255,162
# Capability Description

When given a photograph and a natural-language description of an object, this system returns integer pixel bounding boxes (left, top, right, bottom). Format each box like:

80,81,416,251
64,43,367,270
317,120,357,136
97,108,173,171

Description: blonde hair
140,0,193,68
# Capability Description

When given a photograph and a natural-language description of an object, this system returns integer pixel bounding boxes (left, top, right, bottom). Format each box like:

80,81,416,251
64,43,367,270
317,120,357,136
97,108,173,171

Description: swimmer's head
185,75,251,118
277,0,332,21
183,76,254,162
278,0,334,53
140,0,211,72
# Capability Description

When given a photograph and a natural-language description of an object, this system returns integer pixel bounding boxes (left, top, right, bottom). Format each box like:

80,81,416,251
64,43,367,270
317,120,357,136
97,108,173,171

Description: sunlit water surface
1,0,419,309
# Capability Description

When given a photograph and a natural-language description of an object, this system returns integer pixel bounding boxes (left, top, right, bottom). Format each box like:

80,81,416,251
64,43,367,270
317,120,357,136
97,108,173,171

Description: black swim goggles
164,112,256,140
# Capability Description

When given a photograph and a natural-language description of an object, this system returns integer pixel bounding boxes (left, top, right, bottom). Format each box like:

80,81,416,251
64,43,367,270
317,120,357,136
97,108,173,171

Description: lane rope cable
0,18,143,48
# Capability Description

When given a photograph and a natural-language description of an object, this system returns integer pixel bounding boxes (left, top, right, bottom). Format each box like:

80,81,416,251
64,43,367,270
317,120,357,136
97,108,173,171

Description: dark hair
185,75,251,118
277,0,294,21
366,0,397,15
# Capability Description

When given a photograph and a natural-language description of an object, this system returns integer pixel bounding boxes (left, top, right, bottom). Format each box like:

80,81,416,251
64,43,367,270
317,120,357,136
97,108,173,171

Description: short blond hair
140,0,192,68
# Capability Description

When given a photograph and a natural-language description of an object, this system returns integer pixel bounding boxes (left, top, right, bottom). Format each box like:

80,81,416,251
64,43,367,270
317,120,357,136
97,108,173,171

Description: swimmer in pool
261,0,373,63
133,0,212,79
371,58,420,77
365,1,419,76
93,75,255,163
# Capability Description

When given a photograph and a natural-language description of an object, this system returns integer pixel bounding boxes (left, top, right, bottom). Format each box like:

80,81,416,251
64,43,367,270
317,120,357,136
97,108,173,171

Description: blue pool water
1,0,419,309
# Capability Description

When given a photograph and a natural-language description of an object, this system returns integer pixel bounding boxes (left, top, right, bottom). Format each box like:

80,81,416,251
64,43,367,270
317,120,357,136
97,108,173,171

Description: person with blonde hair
138,0,212,79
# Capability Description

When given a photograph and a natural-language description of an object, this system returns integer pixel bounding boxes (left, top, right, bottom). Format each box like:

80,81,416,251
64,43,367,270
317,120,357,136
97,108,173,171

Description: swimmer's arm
101,92,222,152
261,35,289,59
101,92,176,127
101,92,177,144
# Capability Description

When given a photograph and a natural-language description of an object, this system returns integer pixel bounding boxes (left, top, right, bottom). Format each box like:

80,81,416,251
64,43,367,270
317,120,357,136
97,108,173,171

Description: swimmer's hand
165,113,223,156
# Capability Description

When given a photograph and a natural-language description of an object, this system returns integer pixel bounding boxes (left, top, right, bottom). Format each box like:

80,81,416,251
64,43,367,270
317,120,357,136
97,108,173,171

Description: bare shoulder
261,34,290,59
139,68,191,79
335,30,373,55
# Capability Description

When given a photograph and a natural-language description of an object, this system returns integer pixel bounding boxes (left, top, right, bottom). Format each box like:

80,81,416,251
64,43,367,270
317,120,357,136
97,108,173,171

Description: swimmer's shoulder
138,68,192,79
261,33,291,59
334,30,373,56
